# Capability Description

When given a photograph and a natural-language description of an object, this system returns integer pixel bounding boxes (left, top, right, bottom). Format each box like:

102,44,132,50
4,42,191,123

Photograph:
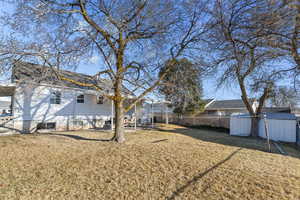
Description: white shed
230,113,297,143
259,113,297,142
230,114,251,136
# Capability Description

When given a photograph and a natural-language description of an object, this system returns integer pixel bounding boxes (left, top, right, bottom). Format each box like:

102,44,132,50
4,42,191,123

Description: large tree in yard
206,0,295,137
2,0,209,142
158,58,205,115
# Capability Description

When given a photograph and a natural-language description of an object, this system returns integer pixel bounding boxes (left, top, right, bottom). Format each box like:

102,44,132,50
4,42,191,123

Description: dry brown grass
0,124,300,200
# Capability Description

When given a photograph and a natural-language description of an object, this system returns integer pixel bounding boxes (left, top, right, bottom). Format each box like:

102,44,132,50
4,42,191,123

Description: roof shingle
205,99,255,110
12,61,132,95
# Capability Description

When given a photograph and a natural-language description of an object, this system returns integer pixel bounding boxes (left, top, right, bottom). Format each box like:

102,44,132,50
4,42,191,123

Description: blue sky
0,1,248,101
74,62,241,100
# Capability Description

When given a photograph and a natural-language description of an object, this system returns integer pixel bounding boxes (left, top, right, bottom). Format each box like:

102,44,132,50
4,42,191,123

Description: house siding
12,84,114,133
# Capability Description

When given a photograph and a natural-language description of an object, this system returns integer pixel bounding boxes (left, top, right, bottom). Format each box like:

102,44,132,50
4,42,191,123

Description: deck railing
0,116,14,126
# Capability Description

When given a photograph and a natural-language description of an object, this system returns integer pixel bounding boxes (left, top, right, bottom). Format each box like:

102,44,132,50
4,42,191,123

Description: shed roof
231,113,297,120
265,113,297,120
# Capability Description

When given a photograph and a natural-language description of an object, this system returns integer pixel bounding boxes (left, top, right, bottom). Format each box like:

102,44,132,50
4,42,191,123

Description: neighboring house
263,106,300,117
202,99,300,117
151,98,259,118
201,99,259,116
0,61,142,133
0,100,11,115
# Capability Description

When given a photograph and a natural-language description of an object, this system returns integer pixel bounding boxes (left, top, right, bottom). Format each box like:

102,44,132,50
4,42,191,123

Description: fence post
297,121,300,147
263,114,271,152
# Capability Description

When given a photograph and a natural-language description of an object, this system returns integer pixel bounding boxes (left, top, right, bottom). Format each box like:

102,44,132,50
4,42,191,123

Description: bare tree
253,0,300,89
268,86,299,107
3,0,209,142
206,0,293,136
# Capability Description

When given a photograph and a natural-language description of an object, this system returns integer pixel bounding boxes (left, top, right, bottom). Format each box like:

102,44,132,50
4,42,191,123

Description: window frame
97,96,104,104
37,122,56,130
77,94,85,104
73,120,84,127
50,91,61,104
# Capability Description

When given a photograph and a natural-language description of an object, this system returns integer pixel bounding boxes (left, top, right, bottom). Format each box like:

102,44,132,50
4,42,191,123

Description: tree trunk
112,71,125,143
113,98,125,143
250,116,259,137
112,33,126,143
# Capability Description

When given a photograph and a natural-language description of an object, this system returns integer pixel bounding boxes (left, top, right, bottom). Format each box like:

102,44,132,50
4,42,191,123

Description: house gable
205,99,256,110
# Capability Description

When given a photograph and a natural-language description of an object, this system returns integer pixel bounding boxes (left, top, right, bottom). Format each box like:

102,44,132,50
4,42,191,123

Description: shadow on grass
187,125,229,133
47,133,111,142
151,139,168,143
155,125,300,159
167,148,242,200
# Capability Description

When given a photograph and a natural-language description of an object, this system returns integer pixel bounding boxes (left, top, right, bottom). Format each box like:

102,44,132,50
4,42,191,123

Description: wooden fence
155,114,230,129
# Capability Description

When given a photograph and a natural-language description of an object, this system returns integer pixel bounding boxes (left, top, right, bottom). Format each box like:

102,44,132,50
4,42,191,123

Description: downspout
72,91,76,130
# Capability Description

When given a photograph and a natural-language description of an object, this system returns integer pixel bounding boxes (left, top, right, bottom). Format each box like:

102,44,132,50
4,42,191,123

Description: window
97,96,104,104
50,91,61,104
77,94,85,103
37,122,56,130
73,120,83,126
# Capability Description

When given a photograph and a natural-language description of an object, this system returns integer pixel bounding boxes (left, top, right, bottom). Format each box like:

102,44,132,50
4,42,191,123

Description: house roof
262,107,291,113
12,61,132,95
205,99,255,110
0,85,16,97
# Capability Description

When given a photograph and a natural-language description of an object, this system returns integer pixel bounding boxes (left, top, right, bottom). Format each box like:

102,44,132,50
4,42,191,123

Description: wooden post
297,121,300,147
263,114,271,152
111,99,114,131
151,100,154,128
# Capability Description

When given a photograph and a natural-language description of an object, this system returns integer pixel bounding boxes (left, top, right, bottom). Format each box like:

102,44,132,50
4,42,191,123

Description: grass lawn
0,124,299,200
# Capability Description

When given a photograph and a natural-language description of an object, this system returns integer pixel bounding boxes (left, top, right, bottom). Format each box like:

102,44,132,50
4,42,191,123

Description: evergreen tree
159,59,205,114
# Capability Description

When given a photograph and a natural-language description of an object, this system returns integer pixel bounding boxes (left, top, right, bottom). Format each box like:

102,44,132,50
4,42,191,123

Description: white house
0,100,11,115
202,99,259,116
0,61,142,133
